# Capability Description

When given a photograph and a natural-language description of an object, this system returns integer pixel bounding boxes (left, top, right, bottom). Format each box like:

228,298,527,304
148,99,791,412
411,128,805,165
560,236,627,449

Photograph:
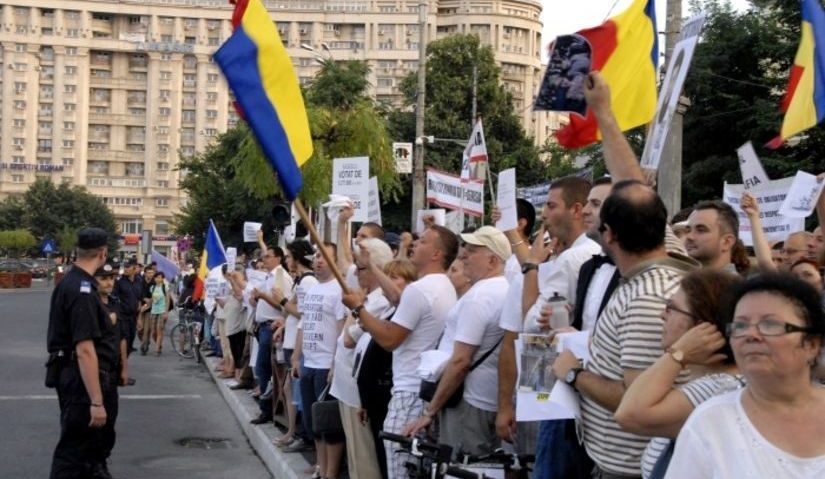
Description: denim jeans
533,419,593,479
255,322,273,416
299,366,330,440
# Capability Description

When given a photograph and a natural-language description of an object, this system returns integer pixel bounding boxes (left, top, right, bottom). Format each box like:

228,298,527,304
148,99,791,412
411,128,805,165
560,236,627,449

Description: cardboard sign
332,157,370,222
723,176,805,245
426,168,484,218
641,13,706,170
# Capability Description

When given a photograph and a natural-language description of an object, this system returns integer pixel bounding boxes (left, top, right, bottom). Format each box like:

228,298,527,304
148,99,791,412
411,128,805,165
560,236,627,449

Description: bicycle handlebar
444,466,483,479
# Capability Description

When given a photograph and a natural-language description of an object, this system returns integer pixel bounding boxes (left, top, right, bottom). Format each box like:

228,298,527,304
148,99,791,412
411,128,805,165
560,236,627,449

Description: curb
204,356,311,479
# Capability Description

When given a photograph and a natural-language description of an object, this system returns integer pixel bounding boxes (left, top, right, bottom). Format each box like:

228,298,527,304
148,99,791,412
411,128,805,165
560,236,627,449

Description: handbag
311,384,344,437
418,337,503,408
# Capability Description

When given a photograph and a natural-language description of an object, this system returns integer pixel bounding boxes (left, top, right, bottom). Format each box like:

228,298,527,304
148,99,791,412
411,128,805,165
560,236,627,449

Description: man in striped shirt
551,72,698,478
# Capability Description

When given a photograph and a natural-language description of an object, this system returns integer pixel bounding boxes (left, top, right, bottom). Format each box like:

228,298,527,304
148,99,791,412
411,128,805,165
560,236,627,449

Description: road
0,286,272,479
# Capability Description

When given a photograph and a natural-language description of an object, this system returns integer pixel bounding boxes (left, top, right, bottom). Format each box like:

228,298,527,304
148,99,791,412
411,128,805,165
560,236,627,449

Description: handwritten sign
332,157,370,222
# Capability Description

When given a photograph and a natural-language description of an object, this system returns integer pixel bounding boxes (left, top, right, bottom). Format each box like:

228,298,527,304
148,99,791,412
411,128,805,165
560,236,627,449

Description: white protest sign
641,13,706,170
723,176,805,245
737,141,770,190
393,142,413,174
243,222,262,243
246,269,268,291
426,168,484,217
225,247,237,271
496,168,518,232
445,210,462,234
332,157,370,222
778,171,825,218
367,176,382,225
415,209,446,234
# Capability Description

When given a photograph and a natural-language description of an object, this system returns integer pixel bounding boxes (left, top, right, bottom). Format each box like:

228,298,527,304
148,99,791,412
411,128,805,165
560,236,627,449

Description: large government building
0,0,560,251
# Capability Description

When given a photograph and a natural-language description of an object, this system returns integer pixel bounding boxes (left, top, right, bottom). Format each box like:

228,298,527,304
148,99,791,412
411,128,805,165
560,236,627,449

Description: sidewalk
204,356,312,479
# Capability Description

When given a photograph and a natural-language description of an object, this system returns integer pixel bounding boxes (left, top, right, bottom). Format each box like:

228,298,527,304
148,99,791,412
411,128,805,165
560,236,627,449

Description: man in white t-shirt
343,224,458,479
249,245,293,424
403,226,511,457
295,242,348,479
336,203,385,289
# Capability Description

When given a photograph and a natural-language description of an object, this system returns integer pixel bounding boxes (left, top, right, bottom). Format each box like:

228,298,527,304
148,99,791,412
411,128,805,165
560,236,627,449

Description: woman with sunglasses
664,273,825,478
615,269,744,478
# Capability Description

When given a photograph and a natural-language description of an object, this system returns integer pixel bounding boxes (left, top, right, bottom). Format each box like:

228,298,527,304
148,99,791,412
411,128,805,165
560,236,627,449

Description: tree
0,230,36,257
231,59,402,207
681,0,825,207
0,179,118,252
399,34,547,183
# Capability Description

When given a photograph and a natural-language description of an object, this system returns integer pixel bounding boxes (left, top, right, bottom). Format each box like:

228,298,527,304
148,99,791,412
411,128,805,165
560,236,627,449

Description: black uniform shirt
47,267,120,370
113,275,142,316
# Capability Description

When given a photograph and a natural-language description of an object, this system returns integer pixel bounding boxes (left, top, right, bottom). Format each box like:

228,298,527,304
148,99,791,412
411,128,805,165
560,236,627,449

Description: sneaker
283,438,311,453
230,382,253,390
224,379,239,388
90,462,114,479
249,415,272,425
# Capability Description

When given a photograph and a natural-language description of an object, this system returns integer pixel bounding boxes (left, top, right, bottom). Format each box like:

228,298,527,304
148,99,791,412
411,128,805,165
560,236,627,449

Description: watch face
566,369,577,384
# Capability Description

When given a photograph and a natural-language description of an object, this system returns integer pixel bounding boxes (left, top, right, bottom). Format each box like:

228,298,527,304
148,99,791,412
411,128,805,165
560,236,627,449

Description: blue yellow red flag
555,0,658,148
213,0,313,199
767,0,825,148
193,220,227,301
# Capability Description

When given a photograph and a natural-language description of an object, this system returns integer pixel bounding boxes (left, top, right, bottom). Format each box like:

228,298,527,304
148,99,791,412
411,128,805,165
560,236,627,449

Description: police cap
77,228,109,249
94,263,117,278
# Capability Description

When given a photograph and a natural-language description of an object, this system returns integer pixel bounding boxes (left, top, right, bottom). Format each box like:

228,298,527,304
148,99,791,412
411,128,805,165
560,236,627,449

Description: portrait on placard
534,34,592,116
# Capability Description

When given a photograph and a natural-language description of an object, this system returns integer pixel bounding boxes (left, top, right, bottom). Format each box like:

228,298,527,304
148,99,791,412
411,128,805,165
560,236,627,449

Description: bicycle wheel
170,322,195,358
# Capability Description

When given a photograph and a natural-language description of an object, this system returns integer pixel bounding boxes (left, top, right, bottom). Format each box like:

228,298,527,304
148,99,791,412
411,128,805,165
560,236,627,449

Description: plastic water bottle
547,292,569,330
275,340,285,363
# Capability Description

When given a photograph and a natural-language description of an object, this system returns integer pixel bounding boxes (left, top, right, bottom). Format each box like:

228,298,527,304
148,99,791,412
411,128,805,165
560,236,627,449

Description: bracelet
279,298,288,307
510,239,525,247
91,403,103,408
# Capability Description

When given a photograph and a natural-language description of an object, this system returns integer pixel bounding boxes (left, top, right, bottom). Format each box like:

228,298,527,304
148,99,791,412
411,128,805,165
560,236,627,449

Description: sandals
272,435,293,446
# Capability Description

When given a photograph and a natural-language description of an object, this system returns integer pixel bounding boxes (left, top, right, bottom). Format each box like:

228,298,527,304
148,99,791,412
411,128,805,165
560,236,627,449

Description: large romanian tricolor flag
556,0,659,148
766,0,825,149
213,0,313,200
193,220,227,301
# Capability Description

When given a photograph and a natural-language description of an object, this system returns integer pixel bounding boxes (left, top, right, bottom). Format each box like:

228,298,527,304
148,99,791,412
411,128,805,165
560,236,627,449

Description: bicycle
379,431,534,479
170,298,203,362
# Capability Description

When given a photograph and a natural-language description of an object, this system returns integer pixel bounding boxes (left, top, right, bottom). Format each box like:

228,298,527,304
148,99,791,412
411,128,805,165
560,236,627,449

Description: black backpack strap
468,336,503,372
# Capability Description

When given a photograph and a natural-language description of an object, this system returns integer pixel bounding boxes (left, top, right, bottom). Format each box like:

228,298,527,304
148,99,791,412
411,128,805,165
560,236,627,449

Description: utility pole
658,0,684,216
471,64,478,123
411,1,428,225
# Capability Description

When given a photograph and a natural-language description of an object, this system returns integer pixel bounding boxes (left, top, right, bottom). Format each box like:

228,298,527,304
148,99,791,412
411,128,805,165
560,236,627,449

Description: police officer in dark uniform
46,228,120,479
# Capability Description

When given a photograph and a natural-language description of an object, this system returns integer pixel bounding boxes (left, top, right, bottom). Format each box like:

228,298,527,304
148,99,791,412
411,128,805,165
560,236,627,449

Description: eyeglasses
664,300,694,318
726,319,813,338
782,248,802,255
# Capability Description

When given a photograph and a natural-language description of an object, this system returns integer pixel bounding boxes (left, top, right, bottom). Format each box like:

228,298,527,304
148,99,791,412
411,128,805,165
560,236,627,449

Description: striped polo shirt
581,228,697,476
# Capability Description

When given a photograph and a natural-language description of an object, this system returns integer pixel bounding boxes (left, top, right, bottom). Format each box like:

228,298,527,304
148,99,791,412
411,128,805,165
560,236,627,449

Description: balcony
89,77,147,89
87,149,145,162
88,112,145,126
87,177,146,188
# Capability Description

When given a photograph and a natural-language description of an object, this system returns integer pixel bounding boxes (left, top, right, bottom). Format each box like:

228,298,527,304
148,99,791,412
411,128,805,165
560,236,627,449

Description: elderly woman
614,269,744,478
664,273,825,478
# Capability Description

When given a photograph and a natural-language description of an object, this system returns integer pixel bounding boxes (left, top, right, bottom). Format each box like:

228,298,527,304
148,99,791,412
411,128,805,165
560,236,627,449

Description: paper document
246,270,268,291
515,334,582,422
778,170,825,218
243,222,262,243
496,168,518,232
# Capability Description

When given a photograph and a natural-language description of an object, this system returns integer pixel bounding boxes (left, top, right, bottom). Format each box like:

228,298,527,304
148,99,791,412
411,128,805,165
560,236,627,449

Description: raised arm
337,205,355,271
740,191,776,271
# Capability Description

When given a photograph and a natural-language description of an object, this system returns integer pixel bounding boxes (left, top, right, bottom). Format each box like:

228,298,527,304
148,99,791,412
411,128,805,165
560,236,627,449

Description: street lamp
300,43,333,65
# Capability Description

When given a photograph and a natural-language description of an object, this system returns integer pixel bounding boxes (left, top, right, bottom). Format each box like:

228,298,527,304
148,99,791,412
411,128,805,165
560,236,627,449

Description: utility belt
44,350,119,388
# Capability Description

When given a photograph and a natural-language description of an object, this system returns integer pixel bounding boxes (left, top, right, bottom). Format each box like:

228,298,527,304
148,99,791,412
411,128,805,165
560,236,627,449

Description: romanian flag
193,220,227,301
213,0,313,200
556,0,659,148
766,0,825,149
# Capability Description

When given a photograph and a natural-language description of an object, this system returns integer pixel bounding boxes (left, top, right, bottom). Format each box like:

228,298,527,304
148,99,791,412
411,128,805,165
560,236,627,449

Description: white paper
415,209,446,234
723,176,805,245
243,222,262,243
556,330,591,362
444,210,462,234
367,176,382,225
778,171,825,218
249,337,259,368
496,168,518,232
246,270,268,291
641,14,706,170
515,334,581,422
737,141,770,190
332,156,370,222
225,247,237,272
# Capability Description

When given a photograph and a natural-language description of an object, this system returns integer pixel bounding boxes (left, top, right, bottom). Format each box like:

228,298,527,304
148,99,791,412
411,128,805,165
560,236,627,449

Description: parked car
19,260,48,278
0,260,30,273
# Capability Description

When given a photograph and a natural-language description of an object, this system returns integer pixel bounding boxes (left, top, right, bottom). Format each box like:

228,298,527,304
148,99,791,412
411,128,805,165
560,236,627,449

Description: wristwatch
279,297,288,307
666,347,686,368
521,262,539,274
565,367,584,389
352,304,365,318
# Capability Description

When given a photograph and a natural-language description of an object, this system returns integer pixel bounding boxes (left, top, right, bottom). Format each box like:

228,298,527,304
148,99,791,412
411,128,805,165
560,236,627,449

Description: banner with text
332,156,370,222
723,176,805,245
426,168,484,217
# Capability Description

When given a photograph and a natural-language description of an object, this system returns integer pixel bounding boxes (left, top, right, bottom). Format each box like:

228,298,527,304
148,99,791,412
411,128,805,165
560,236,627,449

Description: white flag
737,141,770,190
461,119,488,181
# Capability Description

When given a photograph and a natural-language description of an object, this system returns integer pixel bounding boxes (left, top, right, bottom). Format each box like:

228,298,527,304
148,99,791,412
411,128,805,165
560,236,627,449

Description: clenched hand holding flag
213,0,313,200
555,0,659,149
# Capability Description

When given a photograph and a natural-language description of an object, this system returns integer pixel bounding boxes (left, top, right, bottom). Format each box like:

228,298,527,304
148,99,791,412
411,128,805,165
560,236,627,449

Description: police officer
47,228,120,479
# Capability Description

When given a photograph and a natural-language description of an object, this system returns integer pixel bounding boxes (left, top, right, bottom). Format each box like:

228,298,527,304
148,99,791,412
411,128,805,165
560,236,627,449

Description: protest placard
225,247,237,271
778,171,825,218
246,269,268,291
367,176,382,225
333,157,369,222
496,168,518,231
534,34,592,116
392,142,412,174
641,13,706,170
415,209,446,234
426,168,484,217
737,141,770,190
243,222,262,243
723,176,805,245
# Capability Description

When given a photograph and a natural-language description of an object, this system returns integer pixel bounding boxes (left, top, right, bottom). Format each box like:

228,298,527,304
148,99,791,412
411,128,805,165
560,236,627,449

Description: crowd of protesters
74,71,825,479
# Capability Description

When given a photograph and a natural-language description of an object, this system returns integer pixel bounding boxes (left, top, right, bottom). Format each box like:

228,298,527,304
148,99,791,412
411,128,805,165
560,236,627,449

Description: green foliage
0,229,37,257
681,0,825,207
56,226,77,257
0,179,117,252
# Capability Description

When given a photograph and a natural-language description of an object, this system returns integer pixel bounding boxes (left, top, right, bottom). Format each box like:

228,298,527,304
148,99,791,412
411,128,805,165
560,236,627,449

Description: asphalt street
0,284,273,479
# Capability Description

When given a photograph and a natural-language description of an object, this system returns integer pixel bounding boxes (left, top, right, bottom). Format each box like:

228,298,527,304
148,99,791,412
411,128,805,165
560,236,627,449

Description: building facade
0,0,557,250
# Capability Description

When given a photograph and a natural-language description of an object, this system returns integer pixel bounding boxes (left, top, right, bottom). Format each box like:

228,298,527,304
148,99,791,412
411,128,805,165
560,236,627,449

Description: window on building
62,140,74,148
161,34,173,42
206,110,218,119
65,66,77,75
159,107,170,116
155,200,169,210
64,103,76,111
13,138,25,146
160,90,171,100
208,37,220,46
120,219,143,234
207,73,219,83
204,128,217,136
66,29,79,38
156,180,169,188
14,63,27,71
12,156,24,164
160,71,172,80
64,84,76,93
14,82,26,93
161,53,172,61
184,36,196,45
64,121,75,130
13,119,25,128
12,175,24,183
14,100,26,110
182,110,196,122
37,139,52,152
63,158,73,166
42,28,54,36
157,162,170,171
66,47,77,56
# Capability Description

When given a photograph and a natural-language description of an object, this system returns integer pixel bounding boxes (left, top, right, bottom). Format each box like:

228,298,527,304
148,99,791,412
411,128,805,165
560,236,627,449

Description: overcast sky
540,0,753,61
